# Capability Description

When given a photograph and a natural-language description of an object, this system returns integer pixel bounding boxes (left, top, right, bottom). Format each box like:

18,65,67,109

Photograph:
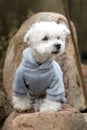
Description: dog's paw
40,99,61,112
12,96,32,112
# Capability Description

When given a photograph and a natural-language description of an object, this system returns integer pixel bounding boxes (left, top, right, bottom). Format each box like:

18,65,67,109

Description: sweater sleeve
46,61,66,103
13,65,28,97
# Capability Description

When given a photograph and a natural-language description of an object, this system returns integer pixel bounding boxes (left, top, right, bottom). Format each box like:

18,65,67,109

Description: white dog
13,21,70,112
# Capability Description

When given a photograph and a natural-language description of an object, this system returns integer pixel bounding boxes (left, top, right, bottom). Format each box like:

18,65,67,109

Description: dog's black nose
54,44,61,49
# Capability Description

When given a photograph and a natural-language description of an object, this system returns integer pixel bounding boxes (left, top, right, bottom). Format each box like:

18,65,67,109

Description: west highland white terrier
13,21,70,112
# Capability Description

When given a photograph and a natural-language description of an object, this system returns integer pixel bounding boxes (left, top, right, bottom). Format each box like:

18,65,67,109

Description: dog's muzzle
52,43,61,54
54,43,61,49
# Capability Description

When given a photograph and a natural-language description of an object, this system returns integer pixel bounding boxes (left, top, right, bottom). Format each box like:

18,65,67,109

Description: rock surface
0,69,12,122
3,12,87,110
81,64,87,94
2,109,87,130
0,90,12,122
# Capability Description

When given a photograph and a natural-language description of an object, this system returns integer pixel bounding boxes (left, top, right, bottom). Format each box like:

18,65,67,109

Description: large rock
0,70,12,123
3,12,87,110
81,64,87,96
0,90,12,122
2,110,87,130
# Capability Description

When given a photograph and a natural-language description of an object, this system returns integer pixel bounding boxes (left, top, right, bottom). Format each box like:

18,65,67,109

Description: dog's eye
57,36,60,40
42,36,48,41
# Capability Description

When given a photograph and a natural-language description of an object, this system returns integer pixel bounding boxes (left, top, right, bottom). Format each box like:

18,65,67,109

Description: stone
3,12,87,110
0,69,12,127
81,64,87,83
81,64,87,95
0,90,12,122
2,109,87,130
83,113,87,122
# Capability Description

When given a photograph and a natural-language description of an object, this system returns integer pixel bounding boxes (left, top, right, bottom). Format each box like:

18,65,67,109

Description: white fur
13,21,70,112
24,22,70,62
40,99,62,112
13,96,32,112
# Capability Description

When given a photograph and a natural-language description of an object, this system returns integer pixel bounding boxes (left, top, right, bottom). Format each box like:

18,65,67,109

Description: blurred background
0,0,87,70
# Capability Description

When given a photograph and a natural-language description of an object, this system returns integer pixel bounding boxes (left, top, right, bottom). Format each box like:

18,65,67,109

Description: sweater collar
22,48,52,70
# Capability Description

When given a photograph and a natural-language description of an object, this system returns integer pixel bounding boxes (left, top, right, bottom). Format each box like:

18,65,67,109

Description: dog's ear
60,22,70,36
57,19,70,36
63,24,70,36
24,30,30,44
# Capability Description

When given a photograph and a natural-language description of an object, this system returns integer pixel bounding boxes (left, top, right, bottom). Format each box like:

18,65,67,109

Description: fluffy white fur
13,96,32,112
40,99,62,112
24,21,70,63
13,21,70,112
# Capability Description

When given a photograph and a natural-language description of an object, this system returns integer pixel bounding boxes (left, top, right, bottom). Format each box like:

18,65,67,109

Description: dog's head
24,21,70,57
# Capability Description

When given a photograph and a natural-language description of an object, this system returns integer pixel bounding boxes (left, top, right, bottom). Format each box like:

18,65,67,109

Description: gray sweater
13,48,66,103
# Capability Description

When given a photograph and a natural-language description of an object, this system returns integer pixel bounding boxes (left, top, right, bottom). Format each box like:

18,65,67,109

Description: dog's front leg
12,95,32,112
39,99,61,112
